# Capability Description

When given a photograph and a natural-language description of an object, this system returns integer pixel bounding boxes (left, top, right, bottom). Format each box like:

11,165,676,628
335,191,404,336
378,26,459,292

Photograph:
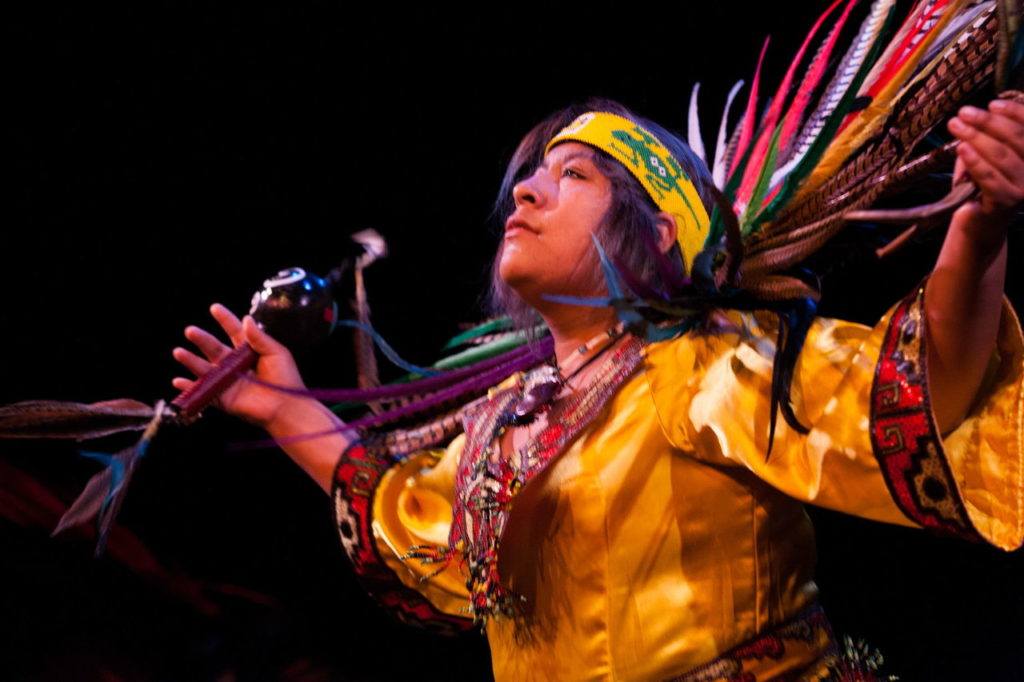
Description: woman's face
498,141,613,305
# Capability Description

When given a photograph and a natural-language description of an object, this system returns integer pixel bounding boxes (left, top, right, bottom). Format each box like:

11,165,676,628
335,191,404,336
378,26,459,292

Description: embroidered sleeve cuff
870,281,1024,550
332,438,474,634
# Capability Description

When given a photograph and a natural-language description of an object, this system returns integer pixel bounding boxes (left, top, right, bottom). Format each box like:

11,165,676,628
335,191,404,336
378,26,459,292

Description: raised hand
923,97,1021,434
947,96,1024,253
172,303,306,429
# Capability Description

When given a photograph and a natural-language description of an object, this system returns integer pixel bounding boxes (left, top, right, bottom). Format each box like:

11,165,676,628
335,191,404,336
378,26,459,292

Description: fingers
957,136,1021,190
952,155,966,186
172,345,214,376
242,315,290,356
948,100,1024,213
987,99,1024,156
182,324,233,363
176,303,247,363
956,141,1024,213
948,113,1024,184
171,377,195,392
206,303,289,356
170,375,224,412
173,302,288,387
211,303,245,346
950,101,1024,159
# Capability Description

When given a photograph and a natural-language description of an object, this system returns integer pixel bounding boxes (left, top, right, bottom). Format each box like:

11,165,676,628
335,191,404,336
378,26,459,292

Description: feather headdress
638,0,1020,450
319,0,1020,459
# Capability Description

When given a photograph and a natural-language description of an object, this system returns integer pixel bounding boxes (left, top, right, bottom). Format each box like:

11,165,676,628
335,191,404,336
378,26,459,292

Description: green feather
441,317,514,350
431,328,543,371
707,140,757,247
741,124,783,236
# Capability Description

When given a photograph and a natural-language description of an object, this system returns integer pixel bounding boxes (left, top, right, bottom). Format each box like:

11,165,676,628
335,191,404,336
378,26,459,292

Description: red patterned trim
668,602,836,682
869,282,981,541
331,437,474,634
441,335,646,623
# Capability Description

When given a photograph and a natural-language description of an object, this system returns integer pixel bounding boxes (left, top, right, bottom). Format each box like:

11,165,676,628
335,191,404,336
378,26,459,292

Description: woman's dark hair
487,97,715,328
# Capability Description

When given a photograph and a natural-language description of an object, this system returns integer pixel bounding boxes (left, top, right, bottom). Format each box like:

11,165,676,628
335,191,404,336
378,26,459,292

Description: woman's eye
562,167,585,179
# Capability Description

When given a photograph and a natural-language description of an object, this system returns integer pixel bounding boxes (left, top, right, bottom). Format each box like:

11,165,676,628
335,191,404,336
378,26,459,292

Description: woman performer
172,98,1024,680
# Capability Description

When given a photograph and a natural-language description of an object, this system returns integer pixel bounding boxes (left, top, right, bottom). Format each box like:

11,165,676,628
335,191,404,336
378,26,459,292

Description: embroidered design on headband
608,126,704,229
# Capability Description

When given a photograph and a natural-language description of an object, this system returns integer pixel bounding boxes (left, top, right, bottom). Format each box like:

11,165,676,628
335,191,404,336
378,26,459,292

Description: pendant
509,365,562,425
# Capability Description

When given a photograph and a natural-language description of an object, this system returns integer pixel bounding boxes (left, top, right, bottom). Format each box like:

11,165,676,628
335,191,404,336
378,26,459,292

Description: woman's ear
654,212,678,255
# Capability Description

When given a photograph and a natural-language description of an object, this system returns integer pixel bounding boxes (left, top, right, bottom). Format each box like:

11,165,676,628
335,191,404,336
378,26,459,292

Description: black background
4,2,1023,680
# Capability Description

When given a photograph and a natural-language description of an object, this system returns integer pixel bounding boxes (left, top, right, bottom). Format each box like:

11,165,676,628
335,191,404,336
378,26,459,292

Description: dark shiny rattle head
248,267,337,352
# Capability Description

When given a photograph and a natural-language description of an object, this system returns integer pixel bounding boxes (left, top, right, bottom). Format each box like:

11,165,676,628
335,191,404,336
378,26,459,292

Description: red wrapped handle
170,344,259,420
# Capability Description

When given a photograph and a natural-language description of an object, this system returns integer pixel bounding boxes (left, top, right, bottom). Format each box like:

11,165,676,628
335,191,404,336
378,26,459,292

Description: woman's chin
498,262,545,302
498,252,534,287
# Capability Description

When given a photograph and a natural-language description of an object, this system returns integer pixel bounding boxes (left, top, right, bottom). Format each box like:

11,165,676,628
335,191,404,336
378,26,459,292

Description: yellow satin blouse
343,286,1023,681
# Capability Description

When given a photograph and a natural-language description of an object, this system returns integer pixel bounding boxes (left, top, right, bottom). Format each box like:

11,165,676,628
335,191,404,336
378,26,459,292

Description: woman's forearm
265,397,352,494
924,98,1022,435
924,222,1007,435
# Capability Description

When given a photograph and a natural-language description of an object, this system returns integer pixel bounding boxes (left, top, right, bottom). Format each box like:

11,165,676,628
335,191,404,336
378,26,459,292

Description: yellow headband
545,111,710,274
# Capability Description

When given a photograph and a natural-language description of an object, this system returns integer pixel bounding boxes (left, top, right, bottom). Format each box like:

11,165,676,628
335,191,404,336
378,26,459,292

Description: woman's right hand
172,303,307,429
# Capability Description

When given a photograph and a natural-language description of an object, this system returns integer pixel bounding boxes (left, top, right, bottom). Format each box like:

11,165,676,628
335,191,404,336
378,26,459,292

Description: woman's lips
505,217,537,238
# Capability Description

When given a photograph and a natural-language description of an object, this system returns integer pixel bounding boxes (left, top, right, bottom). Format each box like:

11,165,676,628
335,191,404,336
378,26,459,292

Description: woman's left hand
946,97,1024,254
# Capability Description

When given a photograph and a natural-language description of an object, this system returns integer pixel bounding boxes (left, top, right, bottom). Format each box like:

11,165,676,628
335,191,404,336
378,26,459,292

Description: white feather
687,82,707,164
712,80,745,189
769,0,896,189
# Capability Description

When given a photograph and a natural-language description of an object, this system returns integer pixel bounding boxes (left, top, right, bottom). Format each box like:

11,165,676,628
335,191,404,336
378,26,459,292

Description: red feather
734,0,847,209
777,0,861,158
727,36,771,181
837,0,951,133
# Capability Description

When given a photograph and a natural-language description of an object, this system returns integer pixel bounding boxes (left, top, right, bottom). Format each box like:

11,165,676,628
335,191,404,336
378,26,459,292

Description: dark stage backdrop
5,3,1022,681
